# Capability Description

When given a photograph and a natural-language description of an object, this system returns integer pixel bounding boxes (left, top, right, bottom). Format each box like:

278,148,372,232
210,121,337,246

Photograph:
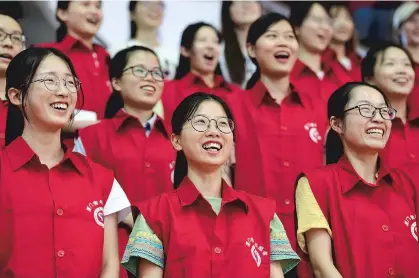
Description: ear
7,88,22,106
247,42,256,59
180,46,191,58
330,116,344,135
56,8,69,24
111,78,122,92
171,133,183,151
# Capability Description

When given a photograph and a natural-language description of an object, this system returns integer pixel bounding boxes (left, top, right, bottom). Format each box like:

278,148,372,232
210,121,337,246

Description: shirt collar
337,155,392,194
112,109,169,138
176,176,249,213
182,72,232,92
59,34,107,56
247,80,306,108
292,58,333,78
6,136,85,174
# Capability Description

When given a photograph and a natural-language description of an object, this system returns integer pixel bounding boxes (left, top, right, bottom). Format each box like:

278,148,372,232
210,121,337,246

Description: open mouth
393,76,409,86
140,85,156,92
86,17,99,25
202,142,222,152
274,51,290,62
50,102,68,111
0,53,13,61
365,127,384,138
203,54,215,61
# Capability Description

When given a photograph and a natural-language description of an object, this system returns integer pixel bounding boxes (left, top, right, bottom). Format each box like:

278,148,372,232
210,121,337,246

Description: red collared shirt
239,80,326,249
300,156,419,278
290,58,353,105
162,72,242,121
408,62,419,118
1,137,117,278
77,110,175,203
322,48,361,81
36,35,112,119
0,100,8,148
136,177,276,278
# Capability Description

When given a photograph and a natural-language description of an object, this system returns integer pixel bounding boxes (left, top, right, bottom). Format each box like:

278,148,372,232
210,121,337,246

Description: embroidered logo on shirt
170,161,175,184
86,200,105,228
245,237,268,267
404,214,418,241
304,122,322,143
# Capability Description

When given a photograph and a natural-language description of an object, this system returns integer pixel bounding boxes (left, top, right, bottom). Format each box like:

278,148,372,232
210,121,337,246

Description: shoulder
71,152,114,180
135,191,177,213
301,164,338,188
236,190,276,212
391,163,419,187
79,119,112,137
33,41,64,51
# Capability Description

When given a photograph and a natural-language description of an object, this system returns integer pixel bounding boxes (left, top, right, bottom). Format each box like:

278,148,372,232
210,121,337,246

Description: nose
1,35,13,48
205,120,221,136
371,109,384,123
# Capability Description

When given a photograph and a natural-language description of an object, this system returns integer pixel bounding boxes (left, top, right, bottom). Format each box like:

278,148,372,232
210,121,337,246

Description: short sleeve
295,176,332,253
103,179,131,223
270,213,300,273
122,214,164,276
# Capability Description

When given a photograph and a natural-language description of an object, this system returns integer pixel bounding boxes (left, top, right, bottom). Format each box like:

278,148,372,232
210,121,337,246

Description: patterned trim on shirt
270,231,300,274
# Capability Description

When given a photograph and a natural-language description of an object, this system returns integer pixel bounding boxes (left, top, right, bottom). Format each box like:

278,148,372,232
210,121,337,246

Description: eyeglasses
185,115,235,134
122,65,164,82
0,29,25,45
32,74,81,93
344,104,397,120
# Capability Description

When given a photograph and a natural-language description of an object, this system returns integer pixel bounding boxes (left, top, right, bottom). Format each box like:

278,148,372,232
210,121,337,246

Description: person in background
289,2,352,105
36,0,111,120
296,82,419,278
0,47,131,277
162,22,241,123
122,92,300,278
323,2,361,80
362,43,419,167
393,2,419,123
74,45,175,278
0,14,25,147
219,1,262,87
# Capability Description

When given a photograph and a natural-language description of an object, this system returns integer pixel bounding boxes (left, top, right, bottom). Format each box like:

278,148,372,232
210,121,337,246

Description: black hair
245,12,296,89
104,45,161,118
171,92,234,188
129,1,138,39
5,47,84,145
327,2,355,55
221,1,261,85
289,2,328,28
325,82,391,164
361,43,415,82
174,22,223,80
0,1,23,20
56,1,70,42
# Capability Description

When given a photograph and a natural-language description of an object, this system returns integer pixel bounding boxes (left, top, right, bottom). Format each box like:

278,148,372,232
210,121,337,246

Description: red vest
300,157,419,278
137,178,276,278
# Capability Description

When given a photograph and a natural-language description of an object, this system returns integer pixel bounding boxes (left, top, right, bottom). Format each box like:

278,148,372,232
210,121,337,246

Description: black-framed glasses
185,115,235,134
0,29,25,45
32,74,81,93
122,65,164,82
344,104,397,120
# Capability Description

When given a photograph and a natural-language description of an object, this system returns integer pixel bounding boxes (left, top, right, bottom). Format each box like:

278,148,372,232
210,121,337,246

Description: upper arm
101,213,119,277
138,259,164,278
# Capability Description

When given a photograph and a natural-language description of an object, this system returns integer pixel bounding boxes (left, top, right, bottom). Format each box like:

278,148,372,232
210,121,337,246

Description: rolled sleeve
103,179,131,223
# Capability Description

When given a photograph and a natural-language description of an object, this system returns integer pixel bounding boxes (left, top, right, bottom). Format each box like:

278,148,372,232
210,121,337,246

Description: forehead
0,15,22,33
36,55,72,75
195,26,217,39
308,3,328,17
379,47,409,60
347,85,386,106
267,20,293,33
126,50,159,67
194,100,227,117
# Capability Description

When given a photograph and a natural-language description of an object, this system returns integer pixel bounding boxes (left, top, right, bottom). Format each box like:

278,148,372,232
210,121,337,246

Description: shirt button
283,161,290,167
284,199,291,205
57,250,65,258
145,162,151,167
410,153,416,159
388,268,395,275
0,134,4,139
56,209,64,216
214,247,222,254
382,225,389,232
280,126,287,131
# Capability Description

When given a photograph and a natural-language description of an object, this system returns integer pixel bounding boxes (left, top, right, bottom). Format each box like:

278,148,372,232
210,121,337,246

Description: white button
410,153,416,159
214,247,222,254
57,250,65,257
56,209,64,216
145,162,151,167
382,225,389,232
388,268,395,275
284,199,291,205
280,126,287,131
283,161,290,167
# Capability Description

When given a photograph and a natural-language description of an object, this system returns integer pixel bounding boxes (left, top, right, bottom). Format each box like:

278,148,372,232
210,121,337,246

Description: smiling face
401,11,419,46
333,85,392,154
58,0,103,40
0,15,24,74
297,3,333,53
368,47,415,98
132,0,164,30
248,19,298,77
113,50,163,110
172,100,234,172
330,6,354,44
183,26,221,76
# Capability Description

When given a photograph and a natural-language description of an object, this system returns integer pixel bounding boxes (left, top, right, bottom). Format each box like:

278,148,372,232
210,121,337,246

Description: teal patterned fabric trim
270,231,300,274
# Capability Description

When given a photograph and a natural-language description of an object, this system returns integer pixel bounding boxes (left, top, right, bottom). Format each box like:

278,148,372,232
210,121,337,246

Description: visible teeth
141,85,155,92
394,77,408,83
203,142,221,150
51,103,68,110
366,128,384,136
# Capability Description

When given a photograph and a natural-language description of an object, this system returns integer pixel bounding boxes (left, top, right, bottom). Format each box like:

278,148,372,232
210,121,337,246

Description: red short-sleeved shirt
137,177,276,278
36,35,112,119
408,62,419,117
162,72,242,121
1,136,115,278
301,156,419,278
239,80,326,248
0,101,8,148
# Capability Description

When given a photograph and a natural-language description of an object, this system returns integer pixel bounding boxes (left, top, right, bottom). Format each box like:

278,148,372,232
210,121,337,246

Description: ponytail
104,91,124,119
5,104,24,146
173,151,188,189
56,23,67,42
245,66,260,90
325,128,344,165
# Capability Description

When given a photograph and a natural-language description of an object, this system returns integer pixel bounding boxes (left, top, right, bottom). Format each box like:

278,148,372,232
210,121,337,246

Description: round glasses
122,65,164,82
186,115,235,134
344,104,397,120
0,29,25,45
32,74,81,93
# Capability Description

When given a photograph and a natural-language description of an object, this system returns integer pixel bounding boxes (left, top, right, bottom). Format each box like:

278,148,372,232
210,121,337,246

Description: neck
0,75,5,100
299,45,322,73
260,74,291,104
21,126,63,169
135,27,159,48
67,29,94,50
345,149,379,184
191,69,215,88
235,24,250,52
407,44,419,64
123,105,154,126
329,42,346,60
187,165,223,198
388,94,408,123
